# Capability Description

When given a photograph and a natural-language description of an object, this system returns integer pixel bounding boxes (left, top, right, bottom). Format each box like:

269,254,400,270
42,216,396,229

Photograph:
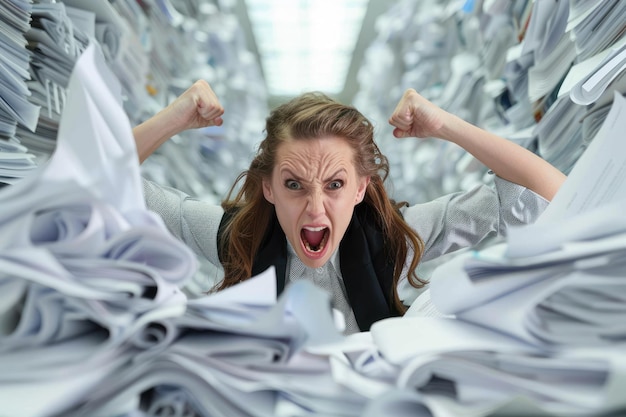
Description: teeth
303,226,326,232
304,241,319,252
305,240,324,253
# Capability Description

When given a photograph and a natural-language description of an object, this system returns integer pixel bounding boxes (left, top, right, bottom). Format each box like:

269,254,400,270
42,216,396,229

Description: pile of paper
525,0,577,104
380,95,626,415
14,2,86,161
533,93,586,174
569,41,626,106
501,43,535,130
364,317,626,417
5,0,267,199
0,43,373,417
569,0,626,61
430,93,626,338
0,0,40,185
0,139,36,186
61,0,150,122
0,41,187,413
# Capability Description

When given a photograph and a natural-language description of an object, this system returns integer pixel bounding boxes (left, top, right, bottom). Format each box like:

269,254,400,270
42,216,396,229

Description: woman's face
262,136,370,268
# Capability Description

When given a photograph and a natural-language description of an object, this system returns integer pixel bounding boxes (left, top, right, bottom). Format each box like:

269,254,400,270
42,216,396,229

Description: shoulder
400,184,498,261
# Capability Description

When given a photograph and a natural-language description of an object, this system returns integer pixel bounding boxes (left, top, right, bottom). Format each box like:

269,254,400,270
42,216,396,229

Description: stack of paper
430,225,626,347
365,317,626,417
480,14,516,81
0,43,374,417
0,0,40,132
60,272,363,417
0,0,41,184
61,0,150,123
310,313,626,417
12,2,93,167
538,92,626,223
501,43,535,129
570,41,626,106
569,0,626,61
428,94,626,343
532,93,586,173
438,52,484,121
0,41,193,414
3,264,356,417
522,0,570,64
0,138,37,186
524,0,578,104
527,33,577,104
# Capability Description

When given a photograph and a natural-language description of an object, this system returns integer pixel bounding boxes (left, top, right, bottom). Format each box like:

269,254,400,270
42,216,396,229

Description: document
533,92,586,173
360,317,626,417
0,63,41,131
570,0,626,60
521,0,569,62
430,225,626,307
0,42,197,414
428,201,626,348
394,350,613,415
570,40,626,105
538,92,626,223
362,317,626,417
506,199,626,258
370,317,539,365
60,0,150,122
405,289,450,318
527,34,577,103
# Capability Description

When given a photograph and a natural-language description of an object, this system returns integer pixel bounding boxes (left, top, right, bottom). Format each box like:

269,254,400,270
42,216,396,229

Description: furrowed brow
324,169,347,183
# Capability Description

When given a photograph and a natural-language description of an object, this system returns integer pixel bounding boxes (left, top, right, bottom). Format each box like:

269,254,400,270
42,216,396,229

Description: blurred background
5,0,624,291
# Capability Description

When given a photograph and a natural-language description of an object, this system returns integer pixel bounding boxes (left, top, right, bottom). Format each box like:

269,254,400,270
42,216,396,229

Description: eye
327,180,344,190
285,180,301,190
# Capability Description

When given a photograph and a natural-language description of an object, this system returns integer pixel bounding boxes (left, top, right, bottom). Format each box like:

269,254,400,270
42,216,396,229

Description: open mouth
301,226,329,253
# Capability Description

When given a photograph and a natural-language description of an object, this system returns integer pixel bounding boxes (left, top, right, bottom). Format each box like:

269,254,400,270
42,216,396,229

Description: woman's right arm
388,89,566,201
133,80,225,163
135,80,225,264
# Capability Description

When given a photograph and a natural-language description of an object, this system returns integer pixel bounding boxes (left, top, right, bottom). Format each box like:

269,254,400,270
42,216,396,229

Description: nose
306,189,325,217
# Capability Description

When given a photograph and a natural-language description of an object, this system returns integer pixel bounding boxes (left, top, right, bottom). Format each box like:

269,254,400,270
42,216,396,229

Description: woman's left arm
389,88,566,201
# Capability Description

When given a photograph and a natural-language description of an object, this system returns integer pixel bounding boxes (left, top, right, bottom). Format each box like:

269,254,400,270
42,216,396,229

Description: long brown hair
218,92,425,313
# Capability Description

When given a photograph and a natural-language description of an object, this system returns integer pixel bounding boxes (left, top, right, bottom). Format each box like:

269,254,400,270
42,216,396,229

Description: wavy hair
218,92,425,313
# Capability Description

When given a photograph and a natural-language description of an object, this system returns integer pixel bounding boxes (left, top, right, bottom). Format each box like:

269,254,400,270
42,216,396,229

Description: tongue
303,229,325,247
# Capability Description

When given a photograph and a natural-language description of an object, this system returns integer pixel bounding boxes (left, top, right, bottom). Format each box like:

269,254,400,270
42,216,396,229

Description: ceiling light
245,0,369,97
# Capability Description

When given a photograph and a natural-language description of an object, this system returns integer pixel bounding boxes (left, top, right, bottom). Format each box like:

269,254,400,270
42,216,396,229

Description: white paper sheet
538,92,626,223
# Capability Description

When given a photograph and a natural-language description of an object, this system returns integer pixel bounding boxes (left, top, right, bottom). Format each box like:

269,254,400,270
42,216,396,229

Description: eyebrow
280,168,303,181
324,169,347,183
280,168,347,183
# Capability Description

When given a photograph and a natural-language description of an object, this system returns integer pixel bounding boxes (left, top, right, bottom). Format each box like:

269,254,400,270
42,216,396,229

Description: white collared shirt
285,242,360,334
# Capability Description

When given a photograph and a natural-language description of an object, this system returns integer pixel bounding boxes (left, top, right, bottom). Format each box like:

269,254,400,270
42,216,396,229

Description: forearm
132,80,225,164
439,114,566,201
132,108,181,164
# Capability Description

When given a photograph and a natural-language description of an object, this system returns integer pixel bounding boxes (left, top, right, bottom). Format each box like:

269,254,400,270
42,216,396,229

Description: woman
133,80,566,334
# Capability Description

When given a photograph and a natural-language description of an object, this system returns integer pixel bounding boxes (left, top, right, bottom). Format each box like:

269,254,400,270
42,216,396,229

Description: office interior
1,0,626,416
